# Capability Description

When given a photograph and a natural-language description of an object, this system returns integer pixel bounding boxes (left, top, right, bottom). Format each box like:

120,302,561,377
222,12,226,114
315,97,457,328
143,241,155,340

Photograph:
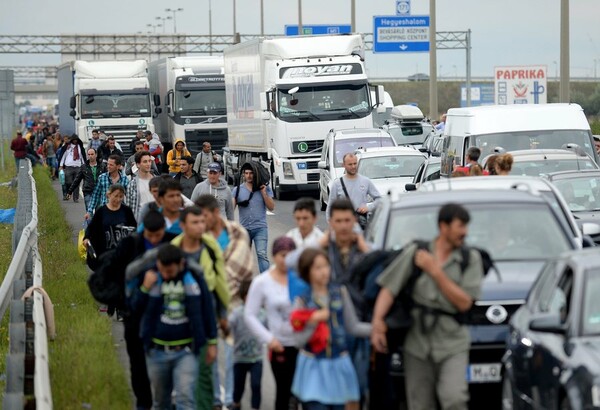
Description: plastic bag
78,229,87,261
58,169,65,185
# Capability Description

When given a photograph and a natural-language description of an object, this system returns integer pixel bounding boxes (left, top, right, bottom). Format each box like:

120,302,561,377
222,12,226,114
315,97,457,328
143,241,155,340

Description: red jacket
10,137,28,159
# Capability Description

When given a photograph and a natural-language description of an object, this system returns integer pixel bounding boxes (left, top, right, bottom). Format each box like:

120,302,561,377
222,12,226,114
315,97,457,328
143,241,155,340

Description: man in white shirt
286,197,324,248
126,151,156,222
59,135,86,202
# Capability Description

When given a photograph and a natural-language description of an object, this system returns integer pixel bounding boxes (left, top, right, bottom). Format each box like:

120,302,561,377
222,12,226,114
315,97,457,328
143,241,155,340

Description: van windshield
334,136,395,167
473,130,596,161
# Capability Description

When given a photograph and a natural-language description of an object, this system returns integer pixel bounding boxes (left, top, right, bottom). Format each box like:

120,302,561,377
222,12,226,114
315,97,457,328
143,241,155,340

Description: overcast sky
1,0,599,79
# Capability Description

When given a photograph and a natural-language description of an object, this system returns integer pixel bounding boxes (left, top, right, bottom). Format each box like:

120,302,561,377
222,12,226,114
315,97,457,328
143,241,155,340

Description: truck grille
184,129,228,156
306,161,319,170
291,140,323,155
307,173,320,182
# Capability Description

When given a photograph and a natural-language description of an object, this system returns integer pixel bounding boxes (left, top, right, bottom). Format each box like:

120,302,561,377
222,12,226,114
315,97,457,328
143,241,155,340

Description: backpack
354,240,495,347
234,160,271,205
87,249,123,308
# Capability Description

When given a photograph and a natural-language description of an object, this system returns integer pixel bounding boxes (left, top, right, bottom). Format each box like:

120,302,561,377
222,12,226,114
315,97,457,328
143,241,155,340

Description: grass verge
33,166,130,409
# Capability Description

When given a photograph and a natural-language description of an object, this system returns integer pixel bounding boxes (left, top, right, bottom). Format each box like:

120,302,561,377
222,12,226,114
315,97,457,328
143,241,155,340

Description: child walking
290,248,372,410
229,280,263,410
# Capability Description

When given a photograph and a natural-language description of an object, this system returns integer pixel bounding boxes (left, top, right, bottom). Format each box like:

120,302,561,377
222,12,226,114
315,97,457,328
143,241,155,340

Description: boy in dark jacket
130,244,218,410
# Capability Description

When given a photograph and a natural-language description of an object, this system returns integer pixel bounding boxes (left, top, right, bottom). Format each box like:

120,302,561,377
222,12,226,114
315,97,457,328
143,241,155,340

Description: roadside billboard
460,83,495,107
494,65,547,105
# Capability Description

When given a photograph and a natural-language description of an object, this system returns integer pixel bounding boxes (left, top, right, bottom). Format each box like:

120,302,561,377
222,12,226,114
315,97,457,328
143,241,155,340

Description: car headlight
283,162,294,178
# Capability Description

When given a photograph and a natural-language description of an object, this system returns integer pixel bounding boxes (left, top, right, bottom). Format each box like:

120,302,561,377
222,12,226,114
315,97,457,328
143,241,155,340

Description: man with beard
371,203,483,410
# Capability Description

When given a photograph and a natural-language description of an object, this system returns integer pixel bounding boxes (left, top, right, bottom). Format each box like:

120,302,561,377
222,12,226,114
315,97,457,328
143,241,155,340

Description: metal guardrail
0,160,52,409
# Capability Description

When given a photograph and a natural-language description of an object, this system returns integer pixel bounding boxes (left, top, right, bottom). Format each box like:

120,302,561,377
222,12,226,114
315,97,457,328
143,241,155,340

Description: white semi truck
149,56,227,155
58,60,157,155
223,34,385,198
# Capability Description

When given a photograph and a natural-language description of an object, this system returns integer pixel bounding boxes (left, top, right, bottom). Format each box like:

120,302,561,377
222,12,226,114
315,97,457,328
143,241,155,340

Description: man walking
191,162,234,221
98,136,123,164
371,203,483,410
453,147,487,175
86,154,129,218
232,167,275,273
174,156,202,199
195,194,254,410
10,131,28,173
194,142,220,180
326,153,380,230
126,151,157,222
59,135,87,202
67,148,106,211
88,129,102,151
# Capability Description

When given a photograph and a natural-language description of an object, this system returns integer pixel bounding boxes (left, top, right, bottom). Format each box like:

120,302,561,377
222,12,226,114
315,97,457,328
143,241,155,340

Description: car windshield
387,124,431,145
582,269,600,336
553,175,600,212
473,130,596,161
510,158,598,177
278,83,370,122
385,203,572,260
175,89,226,115
358,155,425,179
81,93,150,118
334,137,395,167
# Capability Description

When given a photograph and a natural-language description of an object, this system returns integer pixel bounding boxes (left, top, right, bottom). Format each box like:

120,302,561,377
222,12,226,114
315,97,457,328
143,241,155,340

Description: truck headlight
283,162,294,178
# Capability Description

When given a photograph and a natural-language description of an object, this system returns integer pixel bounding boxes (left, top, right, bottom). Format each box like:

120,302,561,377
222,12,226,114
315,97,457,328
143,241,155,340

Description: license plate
297,162,307,170
466,363,502,383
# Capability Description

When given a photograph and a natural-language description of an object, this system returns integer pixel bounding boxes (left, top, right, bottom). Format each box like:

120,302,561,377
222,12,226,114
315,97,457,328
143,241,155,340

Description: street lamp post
147,23,162,34
156,16,172,33
165,8,184,33
298,0,303,35
209,0,213,56
429,0,438,121
559,0,570,103
260,0,265,36
351,0,356,33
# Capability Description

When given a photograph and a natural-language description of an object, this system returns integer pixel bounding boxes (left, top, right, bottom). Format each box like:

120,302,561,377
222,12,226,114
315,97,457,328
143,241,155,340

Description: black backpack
87,249,123,308
235,160,271,206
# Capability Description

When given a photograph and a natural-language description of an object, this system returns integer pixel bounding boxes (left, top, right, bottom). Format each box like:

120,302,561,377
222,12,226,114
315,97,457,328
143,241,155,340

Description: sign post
373,16,430,53
396,0,411,15
285,25,352,36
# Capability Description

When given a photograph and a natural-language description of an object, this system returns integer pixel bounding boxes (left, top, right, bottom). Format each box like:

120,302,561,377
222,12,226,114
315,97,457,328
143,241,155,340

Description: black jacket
68,161,107,195
98,144,124,163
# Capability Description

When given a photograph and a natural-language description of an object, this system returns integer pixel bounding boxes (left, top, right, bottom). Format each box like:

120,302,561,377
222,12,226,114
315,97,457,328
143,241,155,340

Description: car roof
389,189,548,211
355,146,425,158
447,103,582,116
544,169,600,181
420,175,555,192
332,128,391,139
558,248,600,272
509,149,590,161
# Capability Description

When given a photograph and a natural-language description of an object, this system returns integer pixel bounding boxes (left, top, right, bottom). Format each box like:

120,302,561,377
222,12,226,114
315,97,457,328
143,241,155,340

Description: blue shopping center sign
373,16,430,53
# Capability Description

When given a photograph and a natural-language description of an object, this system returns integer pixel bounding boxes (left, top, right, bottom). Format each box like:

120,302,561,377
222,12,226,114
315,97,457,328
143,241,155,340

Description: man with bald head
326,152,381,230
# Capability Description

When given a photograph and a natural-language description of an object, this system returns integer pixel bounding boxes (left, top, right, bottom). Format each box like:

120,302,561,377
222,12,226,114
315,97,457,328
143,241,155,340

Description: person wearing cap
191,162,234,221
10,131,28,173
173,156,202,199
193,142,221,180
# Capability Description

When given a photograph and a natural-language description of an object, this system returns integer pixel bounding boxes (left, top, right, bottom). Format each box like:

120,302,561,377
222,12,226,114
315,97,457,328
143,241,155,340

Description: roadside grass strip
33,166,130,409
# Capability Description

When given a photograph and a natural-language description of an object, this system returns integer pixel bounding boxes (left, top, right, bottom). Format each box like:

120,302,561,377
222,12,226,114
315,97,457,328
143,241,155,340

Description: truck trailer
223,34,385,198
149,56,227,156
58,60,156,156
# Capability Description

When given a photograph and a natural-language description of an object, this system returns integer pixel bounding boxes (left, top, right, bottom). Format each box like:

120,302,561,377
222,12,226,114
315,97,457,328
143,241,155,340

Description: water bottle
58,169,65,185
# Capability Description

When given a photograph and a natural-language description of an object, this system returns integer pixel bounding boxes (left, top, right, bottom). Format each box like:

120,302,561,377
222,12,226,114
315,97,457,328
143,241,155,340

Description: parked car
401,156,441,193
543,169,600,244
365,189,578,404
418,175,590,249
318,128,396,210
380,105,434,149
486,148,599,177
355,146,426,196
407,73,430,81
502,248,600,409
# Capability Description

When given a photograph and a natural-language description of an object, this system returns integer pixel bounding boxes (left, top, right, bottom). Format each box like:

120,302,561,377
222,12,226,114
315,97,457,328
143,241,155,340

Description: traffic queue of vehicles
56,33,600,409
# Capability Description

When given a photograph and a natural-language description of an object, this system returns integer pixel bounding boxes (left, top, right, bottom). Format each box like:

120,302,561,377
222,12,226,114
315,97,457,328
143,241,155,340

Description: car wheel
501,374,515,410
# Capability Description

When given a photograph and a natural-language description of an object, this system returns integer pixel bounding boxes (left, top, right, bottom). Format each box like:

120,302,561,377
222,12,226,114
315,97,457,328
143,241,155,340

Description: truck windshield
472,130,597,162
277,83,370,122
81,93,150,118
176,89,227,116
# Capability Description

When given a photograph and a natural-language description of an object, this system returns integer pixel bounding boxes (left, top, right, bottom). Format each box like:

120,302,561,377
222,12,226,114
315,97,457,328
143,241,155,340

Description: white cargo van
440,104,598,176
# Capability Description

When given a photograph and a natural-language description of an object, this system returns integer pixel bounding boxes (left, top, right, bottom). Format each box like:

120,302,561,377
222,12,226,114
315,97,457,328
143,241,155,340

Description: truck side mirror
377,85,385,106
69,96,76,109
69,109,76,118
154,107,162,116
318,161,328,170
259,92,268,111
154,94,161,107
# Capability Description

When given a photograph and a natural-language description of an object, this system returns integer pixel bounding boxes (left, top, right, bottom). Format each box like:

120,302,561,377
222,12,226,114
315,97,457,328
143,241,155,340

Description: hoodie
190,178,235,221
166,138,192,174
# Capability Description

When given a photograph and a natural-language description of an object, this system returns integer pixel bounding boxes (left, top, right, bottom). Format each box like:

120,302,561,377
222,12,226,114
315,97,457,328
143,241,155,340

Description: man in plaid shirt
125,150,155,222
85,154,129,219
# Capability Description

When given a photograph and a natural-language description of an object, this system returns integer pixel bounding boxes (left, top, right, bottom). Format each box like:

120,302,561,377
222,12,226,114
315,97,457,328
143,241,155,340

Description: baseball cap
208,162,221,173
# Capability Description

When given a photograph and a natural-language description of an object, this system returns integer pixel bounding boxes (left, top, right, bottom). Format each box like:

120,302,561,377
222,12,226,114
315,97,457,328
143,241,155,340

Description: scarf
72,144,79,161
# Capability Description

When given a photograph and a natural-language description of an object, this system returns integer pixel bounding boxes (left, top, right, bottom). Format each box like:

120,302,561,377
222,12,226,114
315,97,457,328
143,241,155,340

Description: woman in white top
244,236,298,410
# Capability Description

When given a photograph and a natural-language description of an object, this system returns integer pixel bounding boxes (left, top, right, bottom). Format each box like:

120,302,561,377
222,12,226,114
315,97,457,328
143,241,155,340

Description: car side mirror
405,183,417,191
318,160,327,170
582,235,596,248
529,315,567,335
418,147,429,153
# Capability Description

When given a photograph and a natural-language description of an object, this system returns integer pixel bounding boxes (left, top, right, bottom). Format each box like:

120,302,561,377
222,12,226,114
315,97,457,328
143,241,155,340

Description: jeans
83,194,92,213
64,166,81,200
247,227,270,273
146,347,199,410
233,361,262,409
212,338,234,406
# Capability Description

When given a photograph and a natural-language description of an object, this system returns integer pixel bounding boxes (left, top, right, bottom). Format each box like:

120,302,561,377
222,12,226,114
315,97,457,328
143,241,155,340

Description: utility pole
559,0,570,102
260,0,265,36
233,0,237,37
209,0,213,56
429,0,438,120
298,0,303,35
351,0,356,33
